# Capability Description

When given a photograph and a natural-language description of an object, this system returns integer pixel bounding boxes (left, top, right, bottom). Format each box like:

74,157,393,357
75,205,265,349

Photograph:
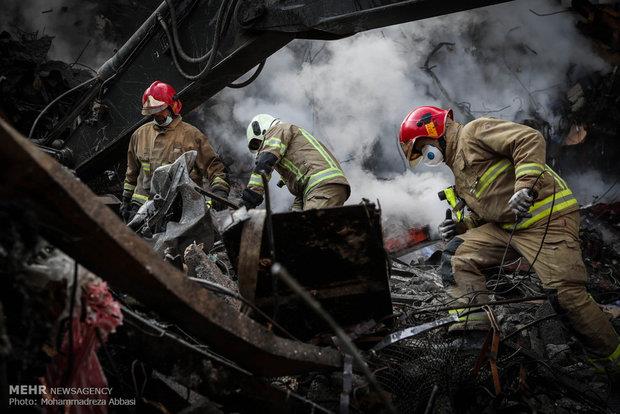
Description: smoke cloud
201,0,609,236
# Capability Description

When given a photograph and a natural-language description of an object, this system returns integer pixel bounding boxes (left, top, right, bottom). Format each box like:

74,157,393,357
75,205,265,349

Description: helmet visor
400,140,423,169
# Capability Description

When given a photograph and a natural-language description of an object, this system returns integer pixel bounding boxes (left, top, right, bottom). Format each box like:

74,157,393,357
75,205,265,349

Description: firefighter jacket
123,116,229,204
444,117,578,230
247,122,350,200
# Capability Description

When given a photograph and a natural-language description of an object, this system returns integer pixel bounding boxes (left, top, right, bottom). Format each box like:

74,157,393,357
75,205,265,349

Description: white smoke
565,170,618,205
201,0,608,236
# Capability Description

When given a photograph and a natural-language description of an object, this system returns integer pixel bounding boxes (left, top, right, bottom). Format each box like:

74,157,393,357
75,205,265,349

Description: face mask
155,115,173,127
421,145,444,167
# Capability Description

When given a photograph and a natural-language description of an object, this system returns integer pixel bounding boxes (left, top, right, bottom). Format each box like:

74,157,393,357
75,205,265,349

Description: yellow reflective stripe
515,162,545,178
448,309,488,322
131,193,149,204
545,165,568,190
280,157,303,180
502,188,578,230
263,137,287,154
442,187,464,222
606,343,620,362
123,182,136,191
304,167,345,196
300,129,337,169
249,172,264,187
211,176,229,188
141,161,151,172
475,159,512,198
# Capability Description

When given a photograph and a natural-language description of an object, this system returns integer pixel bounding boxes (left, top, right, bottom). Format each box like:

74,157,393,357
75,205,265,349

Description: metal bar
249,0,516,39
193,186,240,209
0,118,341,376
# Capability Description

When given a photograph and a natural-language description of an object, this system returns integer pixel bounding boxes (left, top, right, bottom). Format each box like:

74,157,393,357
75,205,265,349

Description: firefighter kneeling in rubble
120,81,230,221
240,114,350,210
399,106,620,369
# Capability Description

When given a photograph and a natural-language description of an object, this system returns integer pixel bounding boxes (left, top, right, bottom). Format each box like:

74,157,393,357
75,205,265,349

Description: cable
28,77,99,142
524,177,556,274
163,0,212,63
494,169,548,282
228,60,266,88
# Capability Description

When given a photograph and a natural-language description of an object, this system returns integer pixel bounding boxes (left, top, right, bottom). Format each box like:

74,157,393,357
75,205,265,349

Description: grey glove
438,209,457,242
508,188,534,218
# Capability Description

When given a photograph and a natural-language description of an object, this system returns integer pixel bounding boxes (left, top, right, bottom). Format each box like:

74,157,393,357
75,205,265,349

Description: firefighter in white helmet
241,114,350,210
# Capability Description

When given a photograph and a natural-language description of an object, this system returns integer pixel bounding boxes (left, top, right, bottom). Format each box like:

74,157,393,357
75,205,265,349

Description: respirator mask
155,115,174,127
421,145,444,167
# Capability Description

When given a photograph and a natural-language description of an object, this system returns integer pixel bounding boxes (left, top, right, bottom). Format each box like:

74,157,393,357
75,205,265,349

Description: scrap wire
187,277,299,341
121,304,252,376
122,305,333,413
501,313,558,342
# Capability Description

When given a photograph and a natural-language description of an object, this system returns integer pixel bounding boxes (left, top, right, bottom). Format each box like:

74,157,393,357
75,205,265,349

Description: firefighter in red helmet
120,81,230,221
399,106,619,369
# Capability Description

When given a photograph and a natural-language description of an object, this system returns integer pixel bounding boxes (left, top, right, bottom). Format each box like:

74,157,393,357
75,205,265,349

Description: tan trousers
447,211,619,356
291,184,350,211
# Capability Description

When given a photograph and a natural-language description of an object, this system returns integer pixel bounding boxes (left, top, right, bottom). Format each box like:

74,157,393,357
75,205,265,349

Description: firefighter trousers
291,183,350,211
441,211,619,356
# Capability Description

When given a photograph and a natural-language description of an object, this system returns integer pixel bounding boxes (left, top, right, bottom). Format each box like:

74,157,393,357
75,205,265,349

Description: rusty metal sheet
237,210,266,303
0,118,341,376
223,203,393,340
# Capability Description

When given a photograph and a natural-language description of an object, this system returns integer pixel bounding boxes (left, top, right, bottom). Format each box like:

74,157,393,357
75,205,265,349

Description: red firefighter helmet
141,81,182,116
399,106,453,165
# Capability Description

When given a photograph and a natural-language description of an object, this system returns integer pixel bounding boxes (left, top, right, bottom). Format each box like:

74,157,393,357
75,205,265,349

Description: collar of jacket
444,118,463,168
152,115,183,132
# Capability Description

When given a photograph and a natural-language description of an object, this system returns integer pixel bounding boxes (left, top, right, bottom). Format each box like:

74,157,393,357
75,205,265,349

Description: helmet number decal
425,121,438,137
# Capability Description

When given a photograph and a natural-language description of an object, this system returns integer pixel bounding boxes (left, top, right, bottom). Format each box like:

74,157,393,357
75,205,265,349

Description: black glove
120,195,132,222
210,189,230,211
240,188,264,209
438,209,457,242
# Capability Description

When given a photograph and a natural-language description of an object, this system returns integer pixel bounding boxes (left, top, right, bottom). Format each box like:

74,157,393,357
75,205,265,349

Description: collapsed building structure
1,0,620,413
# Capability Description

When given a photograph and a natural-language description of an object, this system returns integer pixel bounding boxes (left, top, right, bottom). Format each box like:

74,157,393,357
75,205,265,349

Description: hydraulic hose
163,0,212,63
158,0,236,81
28,77,99,143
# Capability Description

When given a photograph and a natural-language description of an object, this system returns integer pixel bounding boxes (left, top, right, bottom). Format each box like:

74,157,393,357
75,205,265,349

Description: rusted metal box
222,203,393,340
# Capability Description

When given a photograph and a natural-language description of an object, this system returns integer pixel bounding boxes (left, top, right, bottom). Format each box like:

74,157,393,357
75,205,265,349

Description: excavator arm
32,0,513,183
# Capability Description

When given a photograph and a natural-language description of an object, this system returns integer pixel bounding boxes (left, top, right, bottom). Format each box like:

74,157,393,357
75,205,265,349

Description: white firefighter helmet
246,114,279,153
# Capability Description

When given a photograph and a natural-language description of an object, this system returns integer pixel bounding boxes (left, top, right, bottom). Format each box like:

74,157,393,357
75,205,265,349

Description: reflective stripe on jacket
444,117,578,229
123,116,229,204
248,123,350,199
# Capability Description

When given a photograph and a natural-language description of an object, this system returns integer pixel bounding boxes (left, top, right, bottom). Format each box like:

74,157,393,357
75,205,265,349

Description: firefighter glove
120,195,132,223
509,188,534,218
240,188,263,210
438,209,457,242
